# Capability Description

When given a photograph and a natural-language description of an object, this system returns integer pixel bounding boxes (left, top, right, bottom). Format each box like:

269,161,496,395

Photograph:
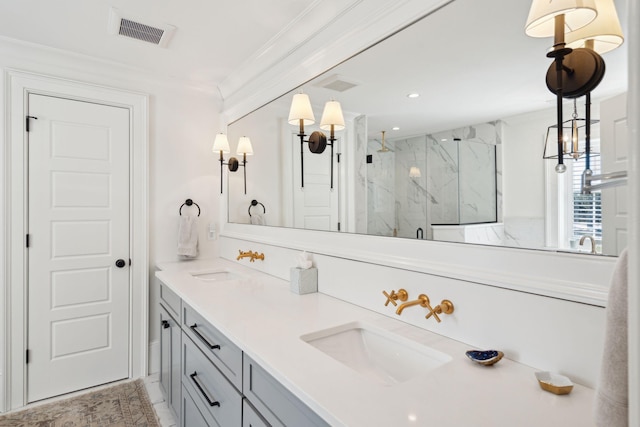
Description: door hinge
26,234,30,248
336,153,341,163
26,116,38,132
337,222,341,231
26,349,30,364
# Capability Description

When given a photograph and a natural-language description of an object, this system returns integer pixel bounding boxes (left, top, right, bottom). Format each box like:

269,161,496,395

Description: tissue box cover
290,267,318,294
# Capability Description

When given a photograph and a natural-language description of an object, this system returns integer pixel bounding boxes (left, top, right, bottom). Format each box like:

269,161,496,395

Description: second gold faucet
237,250,265,262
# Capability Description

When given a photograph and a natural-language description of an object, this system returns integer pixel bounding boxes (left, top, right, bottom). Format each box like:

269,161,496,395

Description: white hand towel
250,213,266,225
595,248,628,426
177,215,198,258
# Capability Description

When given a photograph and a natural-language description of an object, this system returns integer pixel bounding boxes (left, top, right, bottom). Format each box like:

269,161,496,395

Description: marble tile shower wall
457,140,497,223
366,137,397,236
366,121,504,242
395,136,428,239
353,115,368,234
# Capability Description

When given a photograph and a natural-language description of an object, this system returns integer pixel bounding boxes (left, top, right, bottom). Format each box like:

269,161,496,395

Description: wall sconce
319,99,345,189
288,92,345,189
565,0,624,174
527,0,627,192
525,0,599,174
288,92,322,189
409,166,422,178
212,133,253,195
236,136,253,195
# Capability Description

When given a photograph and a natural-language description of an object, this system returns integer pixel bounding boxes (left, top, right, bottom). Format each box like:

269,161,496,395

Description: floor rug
0,379,160,426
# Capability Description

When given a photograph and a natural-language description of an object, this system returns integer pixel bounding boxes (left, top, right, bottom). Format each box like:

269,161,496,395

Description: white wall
218,231,606,389
226,102,286,227
0,37,223,388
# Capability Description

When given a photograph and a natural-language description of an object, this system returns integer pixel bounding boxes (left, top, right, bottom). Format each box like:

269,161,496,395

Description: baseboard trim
148,340,159,375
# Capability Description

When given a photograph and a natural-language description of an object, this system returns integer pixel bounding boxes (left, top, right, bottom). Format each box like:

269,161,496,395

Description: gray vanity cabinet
183,304,243,390
159,283,182,421
242,400,269,427
182,385,215,426
243,355,330,427
182,334,242,426
158,279,329,426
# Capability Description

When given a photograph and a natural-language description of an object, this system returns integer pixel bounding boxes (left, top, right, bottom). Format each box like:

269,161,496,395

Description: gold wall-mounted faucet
395,294,429,315
382,289,408,306
237,250,265,262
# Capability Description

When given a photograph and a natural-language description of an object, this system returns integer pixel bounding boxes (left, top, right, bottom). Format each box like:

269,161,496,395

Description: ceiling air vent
314,74,362,92
108,7,176,48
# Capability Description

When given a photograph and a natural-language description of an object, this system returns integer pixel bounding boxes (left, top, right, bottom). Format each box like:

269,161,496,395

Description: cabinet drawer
243,399,269,427
243,355,329,427
160,281,181,321
183,334,242,426
182,385,216,427
183,303,242,390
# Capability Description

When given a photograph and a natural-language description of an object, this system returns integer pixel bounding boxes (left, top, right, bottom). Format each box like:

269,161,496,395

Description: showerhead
377,130,391,153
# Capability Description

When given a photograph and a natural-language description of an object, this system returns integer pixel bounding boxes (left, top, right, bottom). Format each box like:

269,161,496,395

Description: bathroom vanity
156,258,596,426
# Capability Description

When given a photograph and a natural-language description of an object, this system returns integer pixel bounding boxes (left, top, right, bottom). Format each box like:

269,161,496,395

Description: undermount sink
189,268,242,282
300,321,451,386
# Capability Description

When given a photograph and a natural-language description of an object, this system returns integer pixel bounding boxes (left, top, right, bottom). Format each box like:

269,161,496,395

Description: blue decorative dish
465,350,504,366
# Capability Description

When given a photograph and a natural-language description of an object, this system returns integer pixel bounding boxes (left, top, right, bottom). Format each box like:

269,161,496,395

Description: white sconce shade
525,0,597,37
288,93,315,126
320,100,345,131
212,133,230,153
409,166,422,178
236,136,254,155
565,0,623,54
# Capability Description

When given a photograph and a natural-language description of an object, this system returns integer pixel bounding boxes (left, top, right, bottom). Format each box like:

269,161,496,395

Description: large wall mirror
226,0,628,257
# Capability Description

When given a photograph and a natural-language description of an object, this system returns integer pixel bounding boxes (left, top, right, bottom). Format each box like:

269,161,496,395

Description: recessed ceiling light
392,127,400,131
407,93,420,98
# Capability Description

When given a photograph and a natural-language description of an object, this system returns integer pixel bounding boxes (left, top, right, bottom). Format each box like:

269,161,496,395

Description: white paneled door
27,94,131,402
601,93,628,256
292,134,340,231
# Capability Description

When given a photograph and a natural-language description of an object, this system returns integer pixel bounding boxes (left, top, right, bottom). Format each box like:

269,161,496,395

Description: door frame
2,69,149,411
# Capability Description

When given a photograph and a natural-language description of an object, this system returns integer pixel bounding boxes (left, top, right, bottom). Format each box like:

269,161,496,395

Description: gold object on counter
535,372,574,395
237,250,265,262
382,289,408,306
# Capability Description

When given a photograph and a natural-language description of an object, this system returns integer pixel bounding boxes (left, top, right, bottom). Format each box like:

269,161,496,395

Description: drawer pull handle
189,371,220,407
190,323,221,350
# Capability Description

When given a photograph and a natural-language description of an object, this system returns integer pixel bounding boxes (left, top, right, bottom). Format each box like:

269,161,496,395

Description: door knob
115,259,126,268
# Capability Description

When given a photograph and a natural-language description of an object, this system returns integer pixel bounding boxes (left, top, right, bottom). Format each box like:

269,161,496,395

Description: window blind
571,155,602,239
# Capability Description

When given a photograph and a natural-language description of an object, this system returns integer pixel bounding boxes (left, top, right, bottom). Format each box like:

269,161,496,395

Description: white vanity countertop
156,258,596,427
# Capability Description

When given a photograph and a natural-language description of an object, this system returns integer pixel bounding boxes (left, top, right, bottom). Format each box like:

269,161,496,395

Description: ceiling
0,0,629,135
0,0,316,93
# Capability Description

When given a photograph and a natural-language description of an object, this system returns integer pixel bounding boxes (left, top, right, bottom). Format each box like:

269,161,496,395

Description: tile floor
143,374,178,427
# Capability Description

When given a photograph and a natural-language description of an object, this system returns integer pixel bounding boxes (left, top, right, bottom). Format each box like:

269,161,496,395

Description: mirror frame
218,0,617,307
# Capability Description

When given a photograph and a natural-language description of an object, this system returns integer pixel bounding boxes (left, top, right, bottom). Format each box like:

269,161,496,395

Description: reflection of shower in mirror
377,130,391,153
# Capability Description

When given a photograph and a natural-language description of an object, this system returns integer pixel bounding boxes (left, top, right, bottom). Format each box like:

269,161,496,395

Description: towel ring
248,200,266,217
179,199,201,216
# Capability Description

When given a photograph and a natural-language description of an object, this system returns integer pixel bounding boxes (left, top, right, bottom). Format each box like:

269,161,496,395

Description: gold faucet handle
425,299,454,323
254,252,265,261
383,289,408,306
